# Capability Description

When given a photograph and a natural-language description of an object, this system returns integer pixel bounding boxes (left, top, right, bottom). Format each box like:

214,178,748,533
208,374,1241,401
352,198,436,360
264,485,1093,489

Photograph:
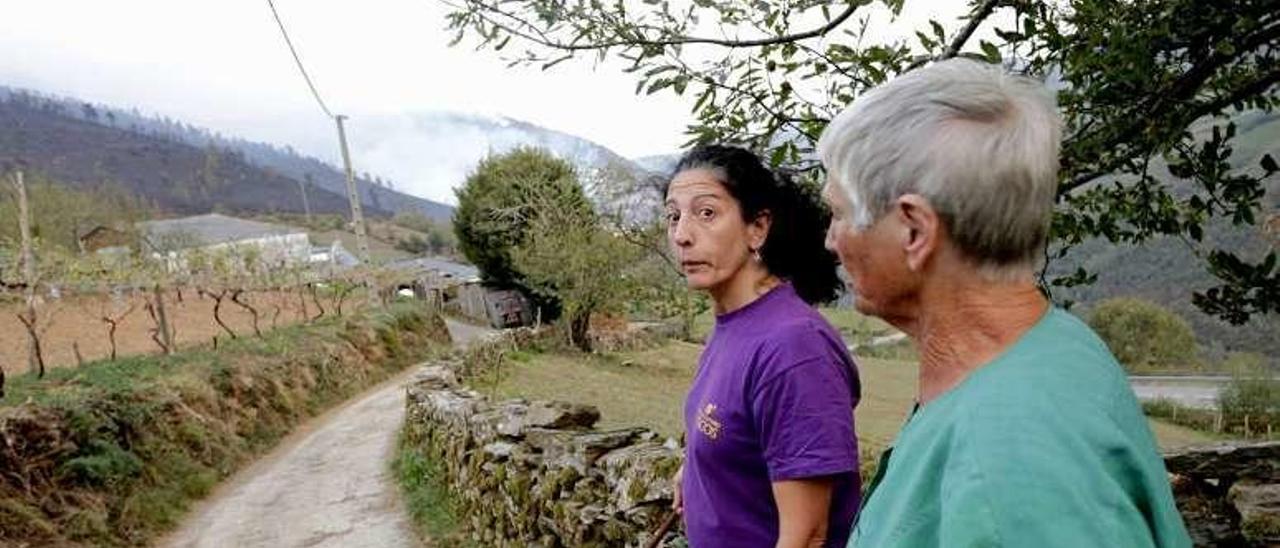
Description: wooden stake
13,171,45,377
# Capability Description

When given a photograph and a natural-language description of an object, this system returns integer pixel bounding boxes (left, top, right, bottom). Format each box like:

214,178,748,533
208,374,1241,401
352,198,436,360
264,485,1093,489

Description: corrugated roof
386,256,480,281
138,214,304,250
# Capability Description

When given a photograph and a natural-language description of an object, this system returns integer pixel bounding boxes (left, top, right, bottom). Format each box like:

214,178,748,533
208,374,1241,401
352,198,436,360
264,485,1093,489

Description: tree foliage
443,0,1280,323
513,194,641,351
1088,297,1200,373
453,147,595,315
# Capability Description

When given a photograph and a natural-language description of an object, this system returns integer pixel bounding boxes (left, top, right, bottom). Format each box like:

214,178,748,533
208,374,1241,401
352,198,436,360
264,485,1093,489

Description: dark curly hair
667,145,841,305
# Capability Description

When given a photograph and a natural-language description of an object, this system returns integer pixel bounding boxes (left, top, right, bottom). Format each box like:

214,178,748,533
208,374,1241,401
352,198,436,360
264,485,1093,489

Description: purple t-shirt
682,283,861,547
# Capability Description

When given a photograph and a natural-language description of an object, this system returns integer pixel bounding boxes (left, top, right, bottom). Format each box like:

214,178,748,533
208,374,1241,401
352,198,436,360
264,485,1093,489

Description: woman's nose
671,217,694,247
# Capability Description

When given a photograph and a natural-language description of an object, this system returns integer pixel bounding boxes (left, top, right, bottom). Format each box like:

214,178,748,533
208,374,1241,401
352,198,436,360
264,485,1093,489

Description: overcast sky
0,0,979,203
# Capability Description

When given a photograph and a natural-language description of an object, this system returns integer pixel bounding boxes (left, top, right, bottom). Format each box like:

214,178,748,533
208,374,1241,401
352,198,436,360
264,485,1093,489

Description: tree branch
1060,66,1280,195
449,0,861,51
906,0,1001,70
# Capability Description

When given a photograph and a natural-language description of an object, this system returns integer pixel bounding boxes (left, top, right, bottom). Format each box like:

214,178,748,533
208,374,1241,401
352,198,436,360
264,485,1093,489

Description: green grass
2,318,324,408
492,339,1214,454
0,303,449,547
491,341,703,438
691,305,895,343
392,431,475,547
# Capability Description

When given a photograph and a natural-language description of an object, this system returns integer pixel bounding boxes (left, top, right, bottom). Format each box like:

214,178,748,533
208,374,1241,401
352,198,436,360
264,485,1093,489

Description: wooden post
153,284,174,354
13,171,45,377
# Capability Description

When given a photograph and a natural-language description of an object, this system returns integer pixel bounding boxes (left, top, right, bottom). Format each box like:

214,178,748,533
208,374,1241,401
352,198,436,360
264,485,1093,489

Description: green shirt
849,308,1191,548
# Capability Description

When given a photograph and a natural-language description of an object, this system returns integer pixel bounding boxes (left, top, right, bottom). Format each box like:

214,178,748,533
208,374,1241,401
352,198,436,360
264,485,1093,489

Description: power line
265,0,335,119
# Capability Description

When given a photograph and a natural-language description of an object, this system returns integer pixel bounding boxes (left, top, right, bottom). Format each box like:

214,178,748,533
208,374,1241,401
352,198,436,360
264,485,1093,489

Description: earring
751,247,762,262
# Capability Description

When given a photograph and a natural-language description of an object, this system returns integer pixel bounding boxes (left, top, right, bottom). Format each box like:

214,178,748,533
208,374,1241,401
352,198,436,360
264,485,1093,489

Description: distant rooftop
387,256,480,281
139,214,304,250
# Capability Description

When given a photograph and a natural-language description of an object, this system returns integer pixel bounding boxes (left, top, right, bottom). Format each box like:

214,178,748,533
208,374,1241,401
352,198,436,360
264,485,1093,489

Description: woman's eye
666,211,680,223
697,208,715,220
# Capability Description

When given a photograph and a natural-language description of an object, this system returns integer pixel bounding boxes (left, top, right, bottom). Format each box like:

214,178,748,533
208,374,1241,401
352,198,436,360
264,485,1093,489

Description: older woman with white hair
818,59,1191,547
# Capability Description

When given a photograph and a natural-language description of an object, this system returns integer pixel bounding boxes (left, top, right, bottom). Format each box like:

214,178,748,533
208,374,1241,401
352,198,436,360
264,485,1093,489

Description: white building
138,214,311,271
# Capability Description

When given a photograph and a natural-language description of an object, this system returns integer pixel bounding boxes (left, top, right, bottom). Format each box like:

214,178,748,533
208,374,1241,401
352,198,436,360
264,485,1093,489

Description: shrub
1088,297,1200,373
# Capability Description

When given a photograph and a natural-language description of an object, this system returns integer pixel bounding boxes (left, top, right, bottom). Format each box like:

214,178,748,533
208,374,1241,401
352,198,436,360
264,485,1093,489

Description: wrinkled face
665,168,766,293
822,181,910,318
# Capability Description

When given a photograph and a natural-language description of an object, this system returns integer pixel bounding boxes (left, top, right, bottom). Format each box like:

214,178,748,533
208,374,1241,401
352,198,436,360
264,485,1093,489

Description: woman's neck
911,276,1048,405
710,265,779,315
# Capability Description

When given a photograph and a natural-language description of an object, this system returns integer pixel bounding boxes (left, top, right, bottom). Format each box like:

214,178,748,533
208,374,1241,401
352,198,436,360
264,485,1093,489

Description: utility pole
13,171,45,376
335,116,371,263
334,115,377,306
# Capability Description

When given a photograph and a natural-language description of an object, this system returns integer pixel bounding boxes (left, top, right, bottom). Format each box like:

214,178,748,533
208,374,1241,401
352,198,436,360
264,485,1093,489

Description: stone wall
1166,442,1280,546
407,328,1280,547
403,361,683,547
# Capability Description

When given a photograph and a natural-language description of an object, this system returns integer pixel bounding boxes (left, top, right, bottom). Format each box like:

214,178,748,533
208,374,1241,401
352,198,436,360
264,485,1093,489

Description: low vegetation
1088,297,1203,373
481,309,1212,487
392,431,475,547
0,303,449,547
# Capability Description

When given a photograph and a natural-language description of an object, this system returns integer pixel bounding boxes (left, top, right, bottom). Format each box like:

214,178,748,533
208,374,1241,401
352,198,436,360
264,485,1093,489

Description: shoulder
753,311,852,379
941,309,1160,486
962,309,1130,409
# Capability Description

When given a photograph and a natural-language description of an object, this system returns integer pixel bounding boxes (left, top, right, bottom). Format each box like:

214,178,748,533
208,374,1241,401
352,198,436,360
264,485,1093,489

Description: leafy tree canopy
443,0,1280,323
452,146,595,310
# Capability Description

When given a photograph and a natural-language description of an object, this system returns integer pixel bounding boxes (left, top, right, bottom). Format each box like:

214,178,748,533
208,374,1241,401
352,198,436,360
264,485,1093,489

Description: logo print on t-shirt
697,402,722,440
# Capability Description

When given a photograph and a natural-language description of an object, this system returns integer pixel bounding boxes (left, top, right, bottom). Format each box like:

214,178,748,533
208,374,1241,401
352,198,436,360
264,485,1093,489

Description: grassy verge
1142,398,1278,441
0,303,449,547
392,430,475,547
691,306,896,343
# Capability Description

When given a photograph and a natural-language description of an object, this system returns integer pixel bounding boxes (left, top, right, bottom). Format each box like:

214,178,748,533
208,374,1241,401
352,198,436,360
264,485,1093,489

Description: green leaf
448,30,465,47
541,54,573,70
1188,223,1203,242
1261,154,1278,174
673,76,689,95
646,79,672,95
979,41,1001,63
770,146,787,167
929,19,945,42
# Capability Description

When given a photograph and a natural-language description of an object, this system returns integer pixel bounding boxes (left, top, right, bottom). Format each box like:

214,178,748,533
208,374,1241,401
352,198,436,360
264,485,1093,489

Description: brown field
0,288,367,374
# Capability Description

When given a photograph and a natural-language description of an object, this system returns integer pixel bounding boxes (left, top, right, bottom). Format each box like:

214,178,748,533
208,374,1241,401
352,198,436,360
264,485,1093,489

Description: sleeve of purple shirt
749,324,859,482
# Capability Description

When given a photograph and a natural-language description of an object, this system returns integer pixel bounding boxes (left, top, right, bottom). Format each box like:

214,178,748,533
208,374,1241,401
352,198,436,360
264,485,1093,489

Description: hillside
1052,111,1280,361
0,92,379,218
0,87,455,222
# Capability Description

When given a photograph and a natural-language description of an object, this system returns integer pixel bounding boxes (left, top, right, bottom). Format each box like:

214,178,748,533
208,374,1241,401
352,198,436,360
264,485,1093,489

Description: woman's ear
748,209,773,250
893,195,939,272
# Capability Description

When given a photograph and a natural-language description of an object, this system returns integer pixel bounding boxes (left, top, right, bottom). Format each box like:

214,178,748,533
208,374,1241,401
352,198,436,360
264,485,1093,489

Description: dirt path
159,318,494,548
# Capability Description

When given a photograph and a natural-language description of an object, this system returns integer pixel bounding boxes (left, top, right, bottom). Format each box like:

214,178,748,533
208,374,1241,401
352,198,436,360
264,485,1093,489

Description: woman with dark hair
666,145,861,548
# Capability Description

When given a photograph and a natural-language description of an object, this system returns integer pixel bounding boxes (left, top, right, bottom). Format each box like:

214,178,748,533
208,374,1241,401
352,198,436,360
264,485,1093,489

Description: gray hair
817,58,1062,277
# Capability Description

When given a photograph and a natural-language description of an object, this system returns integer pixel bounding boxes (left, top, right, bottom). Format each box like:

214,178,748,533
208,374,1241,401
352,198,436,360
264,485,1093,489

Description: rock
1230,479,1280,545
1172,474,1246,547
411,363,458,390
523,401,601,431
599,441,681,513
470,400,601,441
1164,442,1280,482
484,441,518,461
536,429,649,474
416,389,483,427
